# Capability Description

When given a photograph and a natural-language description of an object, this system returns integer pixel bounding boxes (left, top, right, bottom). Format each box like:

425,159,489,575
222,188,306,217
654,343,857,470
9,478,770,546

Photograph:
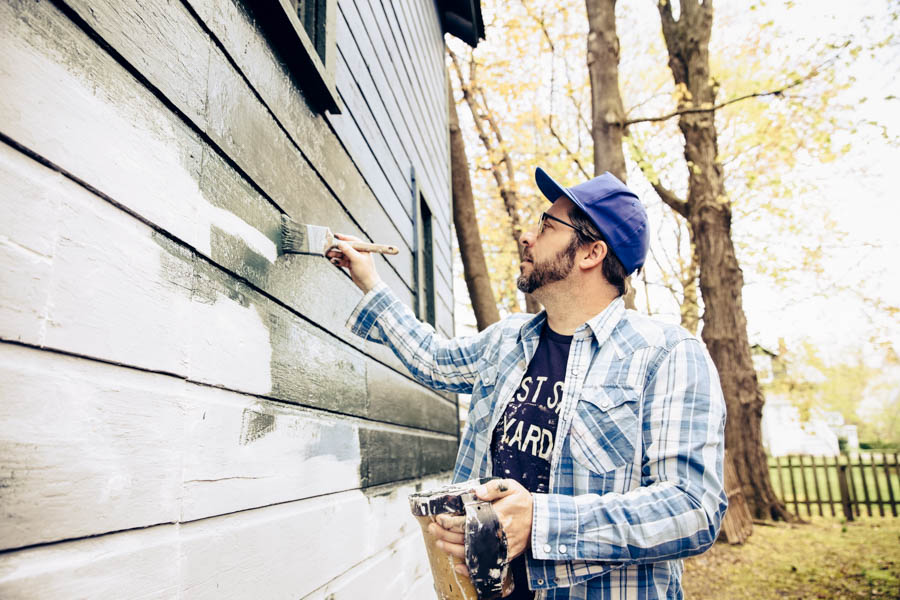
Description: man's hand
428,478,533,577
325,233,381,293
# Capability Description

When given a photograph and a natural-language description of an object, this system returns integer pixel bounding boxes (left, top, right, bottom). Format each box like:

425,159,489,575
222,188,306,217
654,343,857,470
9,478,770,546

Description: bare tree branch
621,41,850,127
548,117,592,179
629,138,690,217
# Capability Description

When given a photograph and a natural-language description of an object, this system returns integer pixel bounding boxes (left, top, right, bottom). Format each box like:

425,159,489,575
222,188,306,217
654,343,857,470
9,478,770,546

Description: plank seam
298,529,426,599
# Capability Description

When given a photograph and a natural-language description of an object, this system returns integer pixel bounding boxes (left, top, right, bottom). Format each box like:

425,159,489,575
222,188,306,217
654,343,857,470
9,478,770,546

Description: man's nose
520,230,535,247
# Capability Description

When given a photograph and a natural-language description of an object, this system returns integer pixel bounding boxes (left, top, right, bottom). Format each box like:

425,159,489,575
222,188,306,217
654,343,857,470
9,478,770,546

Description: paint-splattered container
409,478,512,600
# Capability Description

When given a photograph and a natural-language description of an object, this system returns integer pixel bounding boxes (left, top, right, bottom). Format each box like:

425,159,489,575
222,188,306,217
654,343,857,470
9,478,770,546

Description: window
254,0,341,113
293,0,327,62
413,169,436,327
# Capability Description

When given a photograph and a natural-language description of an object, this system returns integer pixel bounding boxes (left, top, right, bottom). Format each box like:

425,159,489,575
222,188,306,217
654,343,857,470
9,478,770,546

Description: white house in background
762,394,859,456
753,344,860,456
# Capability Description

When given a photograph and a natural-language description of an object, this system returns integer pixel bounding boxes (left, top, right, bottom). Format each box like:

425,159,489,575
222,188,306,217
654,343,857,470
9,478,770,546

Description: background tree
447,0,899,519
649,0,791,520
449,72,501,330
449,47,541,313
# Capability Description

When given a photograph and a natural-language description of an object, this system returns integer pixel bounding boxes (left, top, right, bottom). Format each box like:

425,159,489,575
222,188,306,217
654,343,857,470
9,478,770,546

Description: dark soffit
437,0,485,48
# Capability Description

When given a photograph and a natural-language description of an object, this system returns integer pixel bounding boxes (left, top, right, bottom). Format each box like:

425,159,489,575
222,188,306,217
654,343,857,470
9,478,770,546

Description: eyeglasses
538,212,589,237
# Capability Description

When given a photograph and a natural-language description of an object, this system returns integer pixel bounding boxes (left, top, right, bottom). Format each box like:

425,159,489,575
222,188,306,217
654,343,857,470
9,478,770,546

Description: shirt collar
518,310,547,343
582,296,626,356
517,296,625,353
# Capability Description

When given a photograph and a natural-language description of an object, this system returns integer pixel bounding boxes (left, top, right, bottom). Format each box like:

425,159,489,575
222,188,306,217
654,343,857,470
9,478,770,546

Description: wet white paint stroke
205,205,277,263
190,292,273,395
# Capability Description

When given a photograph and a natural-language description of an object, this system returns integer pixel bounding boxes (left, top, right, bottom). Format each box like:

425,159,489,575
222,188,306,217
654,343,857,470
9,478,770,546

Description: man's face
517,198,579,294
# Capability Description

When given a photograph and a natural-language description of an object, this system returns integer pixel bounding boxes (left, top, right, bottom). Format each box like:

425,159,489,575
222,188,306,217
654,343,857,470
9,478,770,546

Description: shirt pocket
467,364,499,433
569,385,640,474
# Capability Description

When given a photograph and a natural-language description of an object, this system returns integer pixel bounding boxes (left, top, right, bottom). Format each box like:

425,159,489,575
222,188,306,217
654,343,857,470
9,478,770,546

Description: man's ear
579,240,608,270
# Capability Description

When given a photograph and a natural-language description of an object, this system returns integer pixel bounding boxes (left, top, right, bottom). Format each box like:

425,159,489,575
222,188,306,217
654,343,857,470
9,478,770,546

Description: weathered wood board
0,0,464,366
301,530,433,600
0,0,462,594
0,342,455,550
0,476,449,598
0,138,456,430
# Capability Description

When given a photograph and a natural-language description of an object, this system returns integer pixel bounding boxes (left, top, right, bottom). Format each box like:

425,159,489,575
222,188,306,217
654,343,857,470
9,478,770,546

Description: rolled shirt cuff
346,281,394,341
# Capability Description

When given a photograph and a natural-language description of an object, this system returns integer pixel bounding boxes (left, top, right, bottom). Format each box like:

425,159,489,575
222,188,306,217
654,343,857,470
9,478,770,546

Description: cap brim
535,167,582,209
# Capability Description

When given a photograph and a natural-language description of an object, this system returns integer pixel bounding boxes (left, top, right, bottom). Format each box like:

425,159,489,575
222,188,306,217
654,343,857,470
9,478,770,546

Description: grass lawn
683,518,900,599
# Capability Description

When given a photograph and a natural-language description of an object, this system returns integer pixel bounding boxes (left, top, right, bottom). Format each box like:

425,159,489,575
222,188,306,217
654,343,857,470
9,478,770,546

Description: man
327,168,727,599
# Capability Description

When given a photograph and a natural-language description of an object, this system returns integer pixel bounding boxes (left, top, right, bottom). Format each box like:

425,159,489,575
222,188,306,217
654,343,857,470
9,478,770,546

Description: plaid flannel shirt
348,283,727,600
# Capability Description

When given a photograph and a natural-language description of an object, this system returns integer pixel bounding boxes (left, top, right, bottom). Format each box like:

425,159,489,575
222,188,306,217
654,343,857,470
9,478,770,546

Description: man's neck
537,281,619,336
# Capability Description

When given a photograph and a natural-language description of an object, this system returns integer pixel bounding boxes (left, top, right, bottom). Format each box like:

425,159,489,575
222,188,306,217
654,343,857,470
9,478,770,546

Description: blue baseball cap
534,167,649,274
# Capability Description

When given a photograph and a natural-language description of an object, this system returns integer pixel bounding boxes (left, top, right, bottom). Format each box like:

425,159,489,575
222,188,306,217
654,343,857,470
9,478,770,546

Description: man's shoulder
613,309,699,354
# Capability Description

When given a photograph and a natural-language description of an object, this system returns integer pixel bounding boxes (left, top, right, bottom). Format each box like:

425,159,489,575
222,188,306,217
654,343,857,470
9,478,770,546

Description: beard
516,237,578,294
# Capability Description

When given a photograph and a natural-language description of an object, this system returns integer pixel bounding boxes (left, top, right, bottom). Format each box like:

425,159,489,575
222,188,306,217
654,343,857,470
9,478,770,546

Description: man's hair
567,206,628,297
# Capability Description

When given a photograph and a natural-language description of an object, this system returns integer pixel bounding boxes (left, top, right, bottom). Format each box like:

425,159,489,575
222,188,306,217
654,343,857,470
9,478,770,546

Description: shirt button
559,544,567,554
601,401,611,409
572,368,579,376
542,544,551,553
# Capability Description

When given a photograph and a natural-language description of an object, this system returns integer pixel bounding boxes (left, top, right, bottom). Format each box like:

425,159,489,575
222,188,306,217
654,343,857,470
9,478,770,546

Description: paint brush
281,215,399,256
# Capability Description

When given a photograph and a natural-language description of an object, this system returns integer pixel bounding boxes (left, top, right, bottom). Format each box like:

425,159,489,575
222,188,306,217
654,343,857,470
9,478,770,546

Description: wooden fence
769,453,900,520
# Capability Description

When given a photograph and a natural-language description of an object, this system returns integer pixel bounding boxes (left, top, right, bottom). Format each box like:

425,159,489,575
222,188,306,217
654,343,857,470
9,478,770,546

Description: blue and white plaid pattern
349,283,727,600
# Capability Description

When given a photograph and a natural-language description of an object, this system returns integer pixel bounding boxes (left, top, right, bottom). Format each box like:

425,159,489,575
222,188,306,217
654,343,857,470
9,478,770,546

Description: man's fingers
333,232,362,243
474,478,518,501
427,523,464,545
436,514,466,533
453,563,469,577
335,240,365,259
436,539,465,560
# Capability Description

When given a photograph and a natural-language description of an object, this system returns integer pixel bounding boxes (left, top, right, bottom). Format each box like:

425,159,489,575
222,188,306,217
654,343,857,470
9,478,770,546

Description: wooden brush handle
350,241,399,255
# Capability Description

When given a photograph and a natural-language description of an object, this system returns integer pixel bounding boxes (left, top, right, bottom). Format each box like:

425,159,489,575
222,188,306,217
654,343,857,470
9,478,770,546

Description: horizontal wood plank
0,476,450,598
0,343,455,548
60,0,417,278
339,0,444,223
1,0,415,303
186,0,418,252
301,531,432,600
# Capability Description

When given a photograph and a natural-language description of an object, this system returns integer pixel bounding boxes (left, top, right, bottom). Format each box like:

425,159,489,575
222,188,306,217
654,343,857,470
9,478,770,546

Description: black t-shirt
490,323,572,600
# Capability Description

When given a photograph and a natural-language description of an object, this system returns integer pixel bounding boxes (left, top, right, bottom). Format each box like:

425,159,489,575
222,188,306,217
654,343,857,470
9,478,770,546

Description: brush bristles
281,215,309,254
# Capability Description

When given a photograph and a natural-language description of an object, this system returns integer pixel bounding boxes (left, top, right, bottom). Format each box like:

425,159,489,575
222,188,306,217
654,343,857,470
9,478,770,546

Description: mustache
522,250,534,262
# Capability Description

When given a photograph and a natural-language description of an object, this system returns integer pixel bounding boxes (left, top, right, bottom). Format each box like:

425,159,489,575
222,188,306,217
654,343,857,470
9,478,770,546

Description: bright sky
453,0,900,369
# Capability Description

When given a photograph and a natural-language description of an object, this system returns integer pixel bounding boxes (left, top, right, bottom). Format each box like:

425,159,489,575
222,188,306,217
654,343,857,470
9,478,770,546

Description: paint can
409,478,512,600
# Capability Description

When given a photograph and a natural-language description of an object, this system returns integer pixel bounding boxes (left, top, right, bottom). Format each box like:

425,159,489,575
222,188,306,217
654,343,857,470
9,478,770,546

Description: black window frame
412,169,437,327
255,0,342,113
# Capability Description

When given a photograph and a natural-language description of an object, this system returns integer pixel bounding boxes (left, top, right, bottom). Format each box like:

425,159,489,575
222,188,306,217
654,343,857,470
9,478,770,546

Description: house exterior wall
0,0,456,596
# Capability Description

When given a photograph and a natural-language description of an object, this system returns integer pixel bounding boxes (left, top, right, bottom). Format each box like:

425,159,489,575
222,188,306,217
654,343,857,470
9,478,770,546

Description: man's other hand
475,478,533,562
429,479,533,578
325,233,381,293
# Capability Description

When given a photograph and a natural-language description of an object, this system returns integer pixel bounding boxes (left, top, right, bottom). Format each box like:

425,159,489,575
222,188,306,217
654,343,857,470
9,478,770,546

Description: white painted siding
0,0,456,596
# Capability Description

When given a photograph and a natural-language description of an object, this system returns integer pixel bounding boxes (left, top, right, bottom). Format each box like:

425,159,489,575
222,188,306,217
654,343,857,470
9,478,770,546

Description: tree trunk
448,48,541,314
585,0,627,182
448,76,501,331
680,240,700,335
656,0,792,521
585,0,637,310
